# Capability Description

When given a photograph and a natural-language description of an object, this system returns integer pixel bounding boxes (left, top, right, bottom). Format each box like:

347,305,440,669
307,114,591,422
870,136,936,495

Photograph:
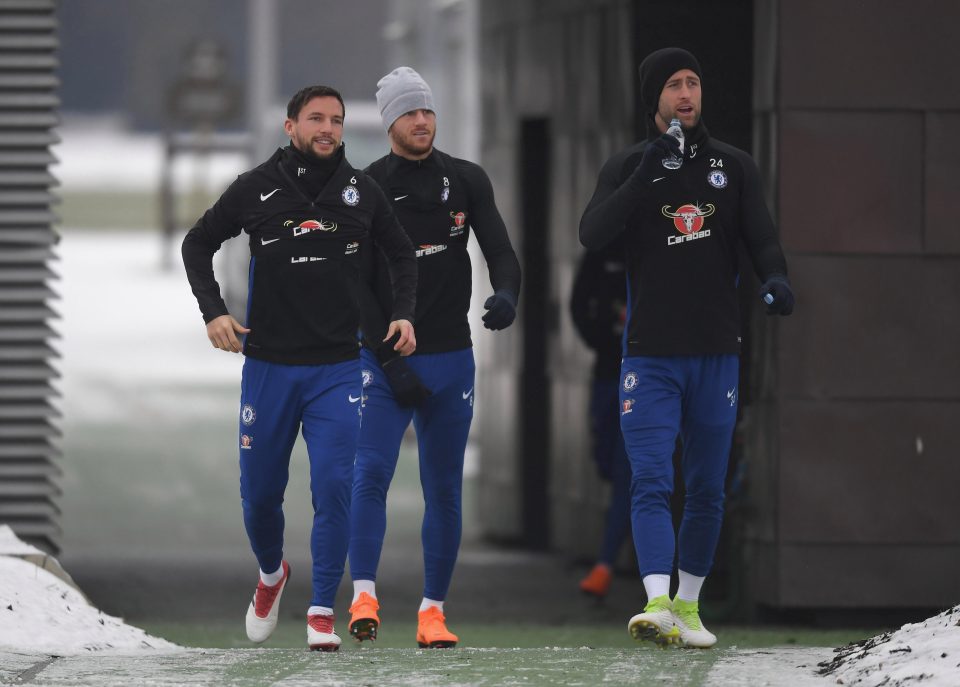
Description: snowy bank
0,527,181,655
819,605,960,686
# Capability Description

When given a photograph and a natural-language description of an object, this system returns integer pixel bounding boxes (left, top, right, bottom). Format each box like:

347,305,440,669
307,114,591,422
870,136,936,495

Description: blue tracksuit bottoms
618,354,738,578
238,356,361,608
349,347,475,601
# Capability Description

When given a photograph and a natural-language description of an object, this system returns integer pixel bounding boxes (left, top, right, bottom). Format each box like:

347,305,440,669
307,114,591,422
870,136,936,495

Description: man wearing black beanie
579,47,794,648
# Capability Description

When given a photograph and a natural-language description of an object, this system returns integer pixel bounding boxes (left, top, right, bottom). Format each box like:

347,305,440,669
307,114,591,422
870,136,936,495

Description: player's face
285,96,344,160
655,69,702,131
389,109,436,160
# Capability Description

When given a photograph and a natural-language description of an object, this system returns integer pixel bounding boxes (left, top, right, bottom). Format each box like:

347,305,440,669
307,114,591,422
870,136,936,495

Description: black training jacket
182,146,417,365
362,149,521,354
579,122,788,357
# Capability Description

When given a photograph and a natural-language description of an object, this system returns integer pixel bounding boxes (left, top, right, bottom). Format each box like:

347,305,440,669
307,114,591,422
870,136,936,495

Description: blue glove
482,290,517,330
376,333,431,407
759,275,795,316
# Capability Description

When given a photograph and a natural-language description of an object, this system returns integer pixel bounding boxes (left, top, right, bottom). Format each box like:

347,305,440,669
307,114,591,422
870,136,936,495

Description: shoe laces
419,607,447,629
308,614,336,633
253,578,284,617
644,594,672,614
672,599,704,630
349,592,379,614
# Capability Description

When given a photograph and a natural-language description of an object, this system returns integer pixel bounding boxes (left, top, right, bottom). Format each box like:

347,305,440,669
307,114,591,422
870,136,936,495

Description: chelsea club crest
342,185,360,206
707,170,728,189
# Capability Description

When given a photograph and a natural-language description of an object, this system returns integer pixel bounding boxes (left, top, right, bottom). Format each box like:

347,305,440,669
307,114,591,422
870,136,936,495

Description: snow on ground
0,530,180,656
818,606,960,686
52,115,248,192
55,228,243,424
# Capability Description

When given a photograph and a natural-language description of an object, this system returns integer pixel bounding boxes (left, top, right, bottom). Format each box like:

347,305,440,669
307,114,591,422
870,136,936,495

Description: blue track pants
238,356,361,608
349,347,475,601
619,355,738,578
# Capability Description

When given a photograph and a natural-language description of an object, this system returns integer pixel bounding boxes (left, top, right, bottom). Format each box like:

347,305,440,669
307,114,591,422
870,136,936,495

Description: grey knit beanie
376,66,436,132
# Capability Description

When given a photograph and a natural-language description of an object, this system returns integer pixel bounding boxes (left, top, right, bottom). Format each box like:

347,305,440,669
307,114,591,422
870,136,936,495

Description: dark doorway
518,118,551,549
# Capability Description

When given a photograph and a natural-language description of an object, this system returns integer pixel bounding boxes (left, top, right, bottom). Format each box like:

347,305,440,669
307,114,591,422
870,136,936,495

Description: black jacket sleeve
181,177,245,323
458,160,521,300
736,151,788,280
579,146,650,249
366,180,417,323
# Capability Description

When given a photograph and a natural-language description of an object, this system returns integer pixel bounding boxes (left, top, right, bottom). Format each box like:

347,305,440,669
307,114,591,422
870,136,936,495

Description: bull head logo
661,203,716,235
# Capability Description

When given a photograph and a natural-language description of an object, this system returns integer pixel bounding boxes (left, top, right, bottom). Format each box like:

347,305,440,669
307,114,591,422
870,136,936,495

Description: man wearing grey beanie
348,66,521,648
580,47,793,649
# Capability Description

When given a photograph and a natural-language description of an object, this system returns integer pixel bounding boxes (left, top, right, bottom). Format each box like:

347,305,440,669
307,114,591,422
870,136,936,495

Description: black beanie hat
639,47,702,116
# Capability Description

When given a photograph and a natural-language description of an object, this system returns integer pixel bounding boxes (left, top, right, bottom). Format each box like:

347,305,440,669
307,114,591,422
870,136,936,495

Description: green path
1,645,836,687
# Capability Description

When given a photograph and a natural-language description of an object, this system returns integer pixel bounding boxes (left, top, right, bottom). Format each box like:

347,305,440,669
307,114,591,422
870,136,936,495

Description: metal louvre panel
0,244,55,261
0,324,58,340
0,342,57,360
0,440,58,458
0,0,60,553
0,111,58,127
0,284,56,301
0,458,61,477
0,401,60,420
0,304,59,320
0,132,59,147
0,419,60,439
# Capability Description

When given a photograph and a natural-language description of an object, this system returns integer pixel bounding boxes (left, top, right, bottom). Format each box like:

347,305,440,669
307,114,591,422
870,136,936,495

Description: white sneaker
307,613,341,652
245,561,290,643
671,598,717,648
628,594,680,647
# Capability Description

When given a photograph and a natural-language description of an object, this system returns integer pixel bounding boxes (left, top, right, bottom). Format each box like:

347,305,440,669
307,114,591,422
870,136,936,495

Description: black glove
634,133,682,183
376,334,431,407
759,275,795,316
482,290,517,330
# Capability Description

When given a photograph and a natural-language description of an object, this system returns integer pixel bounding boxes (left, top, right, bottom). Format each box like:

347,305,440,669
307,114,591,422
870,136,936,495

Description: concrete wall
746,0,960,608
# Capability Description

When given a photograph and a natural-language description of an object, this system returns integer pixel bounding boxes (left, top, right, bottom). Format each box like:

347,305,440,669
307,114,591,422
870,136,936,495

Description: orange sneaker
579,563,612,598
416,606,458,648
349,592,380,642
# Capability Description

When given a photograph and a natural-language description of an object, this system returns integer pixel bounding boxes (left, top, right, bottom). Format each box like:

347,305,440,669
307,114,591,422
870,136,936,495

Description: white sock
675,570,706,602
419,597,443,612
642,574,671,601
353,579,376,603
260,564,284,587
308,605,334,617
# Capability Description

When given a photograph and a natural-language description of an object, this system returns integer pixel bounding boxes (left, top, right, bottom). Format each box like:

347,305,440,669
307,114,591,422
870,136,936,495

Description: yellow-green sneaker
671,598,717,648
627,595,680,647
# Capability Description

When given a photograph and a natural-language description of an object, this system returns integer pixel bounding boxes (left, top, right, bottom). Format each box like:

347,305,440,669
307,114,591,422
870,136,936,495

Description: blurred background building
2,0,958,620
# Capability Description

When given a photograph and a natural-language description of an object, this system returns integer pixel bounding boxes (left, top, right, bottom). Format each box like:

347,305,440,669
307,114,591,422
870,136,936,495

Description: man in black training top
579,48,794,648
347,67,521,648
182,85,417,652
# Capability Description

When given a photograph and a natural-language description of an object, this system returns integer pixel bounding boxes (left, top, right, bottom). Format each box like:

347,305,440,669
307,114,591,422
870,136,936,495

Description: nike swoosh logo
462,388,474,400
261,237,280,245
260,188,281,201
652,177,666,183
394,195,408,201
348,395,361,403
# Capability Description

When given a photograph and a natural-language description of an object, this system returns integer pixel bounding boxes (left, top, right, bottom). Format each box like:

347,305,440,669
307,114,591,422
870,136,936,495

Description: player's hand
205,314,250,353
482,290,517,330
759,275,795,316
384,318,416,356
635,133,681,183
